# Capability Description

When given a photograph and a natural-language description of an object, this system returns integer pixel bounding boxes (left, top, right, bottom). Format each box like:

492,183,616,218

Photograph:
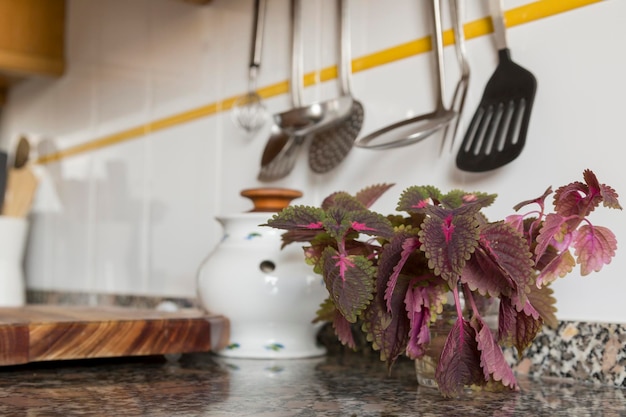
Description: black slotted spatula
456,0,537,172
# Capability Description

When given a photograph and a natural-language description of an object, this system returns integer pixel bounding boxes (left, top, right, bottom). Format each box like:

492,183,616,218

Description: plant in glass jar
263,169,621,397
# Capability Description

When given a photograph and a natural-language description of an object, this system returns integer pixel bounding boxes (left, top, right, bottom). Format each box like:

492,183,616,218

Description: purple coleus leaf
419,209,480,287
583,169,623,210
573,225,618,275
404,281,446,359
477,222,535,311
526,284,558,329
460,249,514,299
350,210,395,239
321,246,375,323
396,185,442,213
513,186,552,212
534,213,568,263
361,277,411,368
333,309,356,349
264,206,325,231
355,183,395,209
381,232,422,312
439,190,497,211
471,316,518,391
435,317,485,398
535,250,576,287
321,192,366,211
322,207,394,241
498,296,543,357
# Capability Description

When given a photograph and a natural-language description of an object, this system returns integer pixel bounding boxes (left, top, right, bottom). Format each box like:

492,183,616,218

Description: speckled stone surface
26,291,626,388
508,321,626,387
0,352,623,416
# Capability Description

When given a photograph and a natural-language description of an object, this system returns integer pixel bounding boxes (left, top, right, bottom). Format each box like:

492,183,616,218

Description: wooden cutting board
0,305,230,366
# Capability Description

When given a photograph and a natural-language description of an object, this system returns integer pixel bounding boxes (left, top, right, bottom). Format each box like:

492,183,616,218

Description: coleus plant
264,170,621,397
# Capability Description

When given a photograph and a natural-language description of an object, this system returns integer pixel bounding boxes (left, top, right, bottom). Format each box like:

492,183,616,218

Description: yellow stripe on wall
36,0,603,165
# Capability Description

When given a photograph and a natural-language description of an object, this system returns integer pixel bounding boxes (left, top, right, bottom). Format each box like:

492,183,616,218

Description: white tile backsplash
1,0,625,324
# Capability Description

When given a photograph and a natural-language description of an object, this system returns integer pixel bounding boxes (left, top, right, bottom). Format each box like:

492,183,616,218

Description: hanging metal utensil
258,0,319,181
354,0,454,150
232,0,268,134
440,0,470,155
455,0,537,172
308,0,364,174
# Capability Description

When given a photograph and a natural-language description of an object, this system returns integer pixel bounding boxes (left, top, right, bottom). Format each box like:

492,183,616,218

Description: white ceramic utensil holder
197,189,328,359
0,216,28,306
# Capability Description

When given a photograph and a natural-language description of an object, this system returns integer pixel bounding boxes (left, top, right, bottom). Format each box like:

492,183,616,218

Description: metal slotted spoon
308,0,364,174
455,0,537,172
232,0,268,134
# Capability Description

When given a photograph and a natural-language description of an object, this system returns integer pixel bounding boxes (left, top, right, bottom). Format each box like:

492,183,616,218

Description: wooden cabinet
0,0,65,103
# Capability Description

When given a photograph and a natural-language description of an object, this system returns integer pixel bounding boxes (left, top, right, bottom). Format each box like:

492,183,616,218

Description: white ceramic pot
197,189,328,359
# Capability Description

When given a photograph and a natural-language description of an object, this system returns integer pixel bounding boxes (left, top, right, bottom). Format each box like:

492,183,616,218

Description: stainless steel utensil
232,0,268,134
354,0,454,150
440,0,469,155
258,0,315,181
308,0,364,174
455,0,537,172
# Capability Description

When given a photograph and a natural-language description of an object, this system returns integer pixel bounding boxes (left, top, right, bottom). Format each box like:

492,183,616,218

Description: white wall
1,0,624,323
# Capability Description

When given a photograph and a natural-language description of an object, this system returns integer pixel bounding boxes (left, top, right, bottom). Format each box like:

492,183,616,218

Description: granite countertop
0,352,623,416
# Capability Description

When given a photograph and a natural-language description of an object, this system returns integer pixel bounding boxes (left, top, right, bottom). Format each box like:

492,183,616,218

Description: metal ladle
258,0,353,181
354,0,454,150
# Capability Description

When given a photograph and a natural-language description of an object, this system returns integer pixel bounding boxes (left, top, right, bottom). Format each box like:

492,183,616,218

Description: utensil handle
248,0,266,88
290,0,303,107
431,0,446,106
489,0,508,51
338,0,352,96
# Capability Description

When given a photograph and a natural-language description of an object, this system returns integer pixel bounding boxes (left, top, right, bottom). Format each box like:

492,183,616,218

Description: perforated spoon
308,0,364,174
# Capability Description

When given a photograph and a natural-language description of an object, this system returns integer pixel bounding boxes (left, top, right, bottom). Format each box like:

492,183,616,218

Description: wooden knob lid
240,188,303,212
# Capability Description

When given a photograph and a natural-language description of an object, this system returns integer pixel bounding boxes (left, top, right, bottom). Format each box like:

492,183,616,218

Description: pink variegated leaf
355,183,395,209
472,316,518,391
535,250,576,287
321,247,375,323
419,212,479,286
534,213,567,262
435,318,485,398
573,225,618,275
553,181,592,218
264,206,324,231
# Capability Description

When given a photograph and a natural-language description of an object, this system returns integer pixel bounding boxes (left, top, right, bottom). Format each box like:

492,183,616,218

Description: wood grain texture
0,306,229,366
